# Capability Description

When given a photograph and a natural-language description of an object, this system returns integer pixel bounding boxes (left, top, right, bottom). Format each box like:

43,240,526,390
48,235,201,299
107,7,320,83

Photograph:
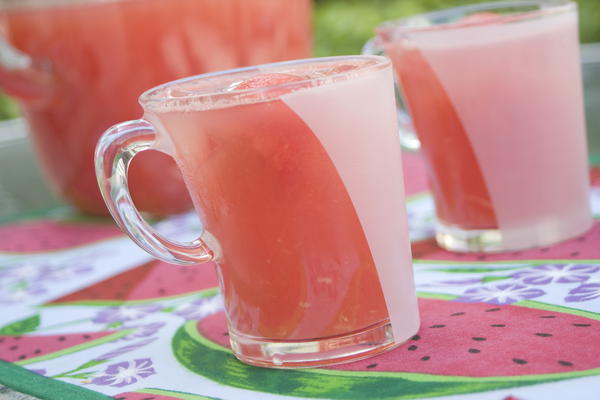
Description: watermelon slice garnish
172,296,600,399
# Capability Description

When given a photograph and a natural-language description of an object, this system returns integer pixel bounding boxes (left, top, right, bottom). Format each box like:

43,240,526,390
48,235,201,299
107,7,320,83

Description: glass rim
139,55,391,111
377,0,575,33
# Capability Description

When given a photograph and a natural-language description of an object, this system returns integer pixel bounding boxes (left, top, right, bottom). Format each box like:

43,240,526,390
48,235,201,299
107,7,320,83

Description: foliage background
313,0,600,56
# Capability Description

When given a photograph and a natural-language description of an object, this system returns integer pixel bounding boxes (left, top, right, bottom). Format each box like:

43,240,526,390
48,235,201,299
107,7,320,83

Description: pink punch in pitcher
0,0,311,216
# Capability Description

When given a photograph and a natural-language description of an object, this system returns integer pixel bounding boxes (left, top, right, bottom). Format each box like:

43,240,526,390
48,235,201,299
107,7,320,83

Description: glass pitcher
0,0,312,216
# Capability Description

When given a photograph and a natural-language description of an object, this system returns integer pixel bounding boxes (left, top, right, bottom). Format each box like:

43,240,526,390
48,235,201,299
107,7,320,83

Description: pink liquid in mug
145,60,419,341
0,0,311,215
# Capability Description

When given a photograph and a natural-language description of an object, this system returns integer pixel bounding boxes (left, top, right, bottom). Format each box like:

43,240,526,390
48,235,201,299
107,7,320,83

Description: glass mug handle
362,37,420,151
94,119,213,266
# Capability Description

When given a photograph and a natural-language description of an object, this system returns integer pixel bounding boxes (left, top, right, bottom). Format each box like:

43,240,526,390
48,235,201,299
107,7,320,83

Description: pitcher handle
0,40,31,70
362,37,420,151
0,34,53,101
95,119,214,265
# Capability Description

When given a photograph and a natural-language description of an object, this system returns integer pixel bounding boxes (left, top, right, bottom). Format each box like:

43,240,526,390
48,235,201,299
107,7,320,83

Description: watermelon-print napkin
0,153,599,400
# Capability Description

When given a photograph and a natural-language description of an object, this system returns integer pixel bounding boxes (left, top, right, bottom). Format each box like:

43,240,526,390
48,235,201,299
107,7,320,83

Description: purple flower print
0,284,46,304
0,263,53,282
565,283,600,303
45,262,94,281
92,304,162,324
94,338,156,361
120,322,165,341
27,368,46,376
91,358,155,387
0,261,94,283
455,283,545,305
512,264,599,285
174,295,223,320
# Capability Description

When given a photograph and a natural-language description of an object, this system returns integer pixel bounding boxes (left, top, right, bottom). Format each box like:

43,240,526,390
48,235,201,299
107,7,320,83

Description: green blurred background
313,0,599,56
1,0,599,121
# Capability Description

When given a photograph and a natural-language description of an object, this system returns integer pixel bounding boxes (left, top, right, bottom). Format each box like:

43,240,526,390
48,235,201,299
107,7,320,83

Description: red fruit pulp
388,45,498,229
233,73,306,90
159,76,389,340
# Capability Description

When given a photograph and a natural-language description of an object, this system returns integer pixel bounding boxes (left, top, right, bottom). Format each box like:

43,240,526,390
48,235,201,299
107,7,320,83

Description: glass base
436,222,506,253
436,216,594,253
229,319,400,368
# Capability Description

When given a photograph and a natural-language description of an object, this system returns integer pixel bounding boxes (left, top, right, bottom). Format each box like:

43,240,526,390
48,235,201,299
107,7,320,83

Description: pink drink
384,2,592,251
147,59,419,345
95,56,420,367
0,0,311,216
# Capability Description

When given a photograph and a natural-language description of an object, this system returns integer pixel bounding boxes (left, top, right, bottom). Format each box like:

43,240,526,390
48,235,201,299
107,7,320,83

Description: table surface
0,130,600,400
0,119,61,221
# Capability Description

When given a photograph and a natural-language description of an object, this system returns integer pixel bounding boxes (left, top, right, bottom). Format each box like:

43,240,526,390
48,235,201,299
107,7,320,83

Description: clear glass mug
0,0,311,216
95,56,420,368
367,0,593,253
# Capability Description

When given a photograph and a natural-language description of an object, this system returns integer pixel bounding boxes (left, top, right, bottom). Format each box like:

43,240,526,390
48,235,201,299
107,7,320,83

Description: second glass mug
95,55,420,368
0,0,311,216
366,0,593,253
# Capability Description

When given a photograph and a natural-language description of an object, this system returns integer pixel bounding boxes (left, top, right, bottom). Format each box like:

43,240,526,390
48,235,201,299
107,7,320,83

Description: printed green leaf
0,315,40,335
62,372,95,379
76,359,107,370
481,276,512,283
52,359,107,377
